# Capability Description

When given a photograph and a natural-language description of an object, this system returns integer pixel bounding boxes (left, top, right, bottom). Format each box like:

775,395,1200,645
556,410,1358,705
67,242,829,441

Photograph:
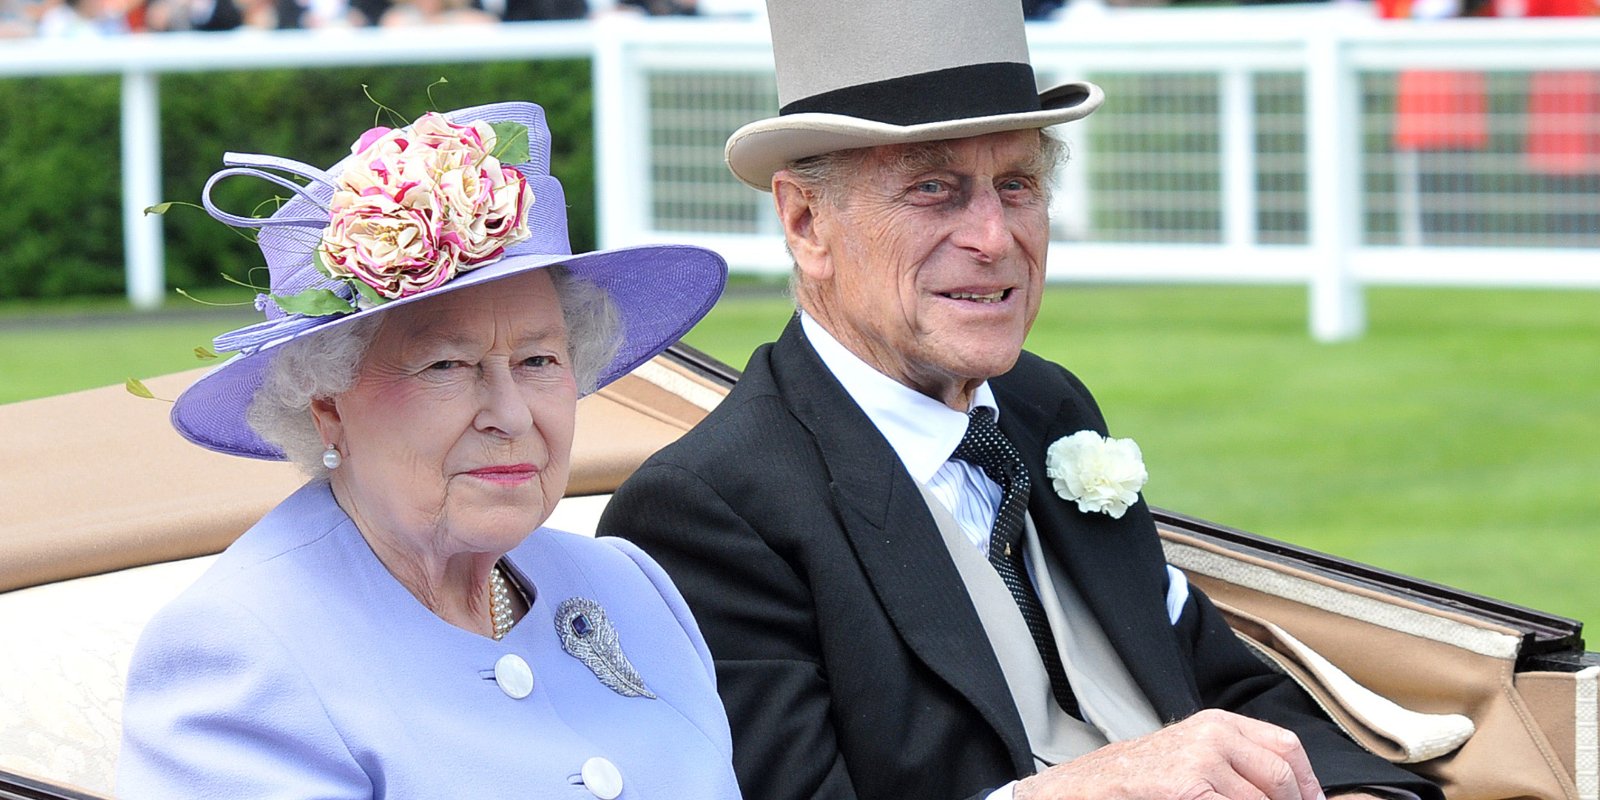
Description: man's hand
1013,709,1324,800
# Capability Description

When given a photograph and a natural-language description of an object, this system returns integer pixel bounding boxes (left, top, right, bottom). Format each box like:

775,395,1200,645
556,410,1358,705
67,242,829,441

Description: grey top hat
724,0,1105,191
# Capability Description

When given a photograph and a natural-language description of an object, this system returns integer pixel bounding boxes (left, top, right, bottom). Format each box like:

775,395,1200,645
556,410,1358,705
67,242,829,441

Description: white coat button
580,756,623,800
493,654,534,699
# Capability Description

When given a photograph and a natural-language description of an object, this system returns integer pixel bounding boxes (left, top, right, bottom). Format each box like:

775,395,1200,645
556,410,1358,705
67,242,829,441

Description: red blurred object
1524,71,1600,175
1522,0,1596,15
1380,0,1493,152
1376,0,1417,17
1518,0,1600,173
1394,70,1492,150
126,0,148,30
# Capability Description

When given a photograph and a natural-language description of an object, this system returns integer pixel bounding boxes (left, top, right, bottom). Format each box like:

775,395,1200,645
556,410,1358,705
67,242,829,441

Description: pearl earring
322,444,342,470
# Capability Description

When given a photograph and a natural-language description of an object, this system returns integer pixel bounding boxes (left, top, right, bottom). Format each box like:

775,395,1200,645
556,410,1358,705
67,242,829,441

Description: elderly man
600,1,1443,799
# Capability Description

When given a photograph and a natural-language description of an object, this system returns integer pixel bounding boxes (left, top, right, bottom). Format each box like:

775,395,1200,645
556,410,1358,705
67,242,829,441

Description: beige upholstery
0,371,304,596
1163,529,1598,800
0,557,214,796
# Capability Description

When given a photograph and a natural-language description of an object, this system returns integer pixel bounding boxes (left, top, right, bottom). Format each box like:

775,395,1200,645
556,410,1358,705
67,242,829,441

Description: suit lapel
766,318,1033,772
994,369,1201,720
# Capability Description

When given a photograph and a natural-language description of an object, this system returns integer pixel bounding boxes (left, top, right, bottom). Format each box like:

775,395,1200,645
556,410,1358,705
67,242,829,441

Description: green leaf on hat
125,377,155,399
312,248,334,279
490,121,531,165
348,278,389,309
144,200,207,217
125,377,171,402
270,288,354,317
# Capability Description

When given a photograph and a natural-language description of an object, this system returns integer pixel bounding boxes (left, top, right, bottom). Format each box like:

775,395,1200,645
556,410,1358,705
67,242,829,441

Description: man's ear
772,171,832,282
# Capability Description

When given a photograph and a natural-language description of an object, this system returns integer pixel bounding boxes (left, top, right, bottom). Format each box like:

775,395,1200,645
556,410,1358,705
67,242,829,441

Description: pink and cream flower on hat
437,150,532,264
317,111,534,301
410,112,494,157
322,189,455,301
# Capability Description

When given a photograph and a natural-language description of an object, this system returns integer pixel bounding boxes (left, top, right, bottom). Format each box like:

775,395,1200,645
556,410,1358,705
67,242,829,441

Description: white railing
2,8,1598,340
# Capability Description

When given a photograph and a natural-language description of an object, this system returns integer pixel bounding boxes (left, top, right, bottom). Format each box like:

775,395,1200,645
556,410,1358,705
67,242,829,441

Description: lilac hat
171,101,727,460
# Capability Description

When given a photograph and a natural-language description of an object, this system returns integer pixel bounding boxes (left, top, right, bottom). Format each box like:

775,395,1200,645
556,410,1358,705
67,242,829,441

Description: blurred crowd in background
0,0,696,39
2,0,1592,44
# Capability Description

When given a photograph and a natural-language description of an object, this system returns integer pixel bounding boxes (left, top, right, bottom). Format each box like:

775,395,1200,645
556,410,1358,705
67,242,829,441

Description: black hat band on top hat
778,62,1044,126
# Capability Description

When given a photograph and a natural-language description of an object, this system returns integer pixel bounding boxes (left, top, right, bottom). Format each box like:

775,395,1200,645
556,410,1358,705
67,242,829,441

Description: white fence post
1304,25,1365,342
1220,65,1258,250
592,17,625,251
592,16,654,252
121,69,163,311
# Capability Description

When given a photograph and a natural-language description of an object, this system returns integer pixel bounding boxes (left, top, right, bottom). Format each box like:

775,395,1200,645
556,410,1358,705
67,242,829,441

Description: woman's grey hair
247,266,623,475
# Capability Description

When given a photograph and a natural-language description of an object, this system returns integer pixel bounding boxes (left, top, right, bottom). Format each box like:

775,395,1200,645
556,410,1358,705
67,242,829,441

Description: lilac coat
118,480,741,800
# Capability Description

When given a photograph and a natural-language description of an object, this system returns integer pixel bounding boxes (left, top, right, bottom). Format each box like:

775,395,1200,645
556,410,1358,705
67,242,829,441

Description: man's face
792,129,1052,409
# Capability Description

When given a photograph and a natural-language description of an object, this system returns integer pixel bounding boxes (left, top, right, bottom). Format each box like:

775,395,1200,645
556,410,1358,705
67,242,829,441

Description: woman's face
314,270,578,562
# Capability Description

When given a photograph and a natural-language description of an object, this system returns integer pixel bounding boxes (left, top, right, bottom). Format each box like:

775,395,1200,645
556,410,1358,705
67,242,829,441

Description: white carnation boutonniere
1045,431,1149,519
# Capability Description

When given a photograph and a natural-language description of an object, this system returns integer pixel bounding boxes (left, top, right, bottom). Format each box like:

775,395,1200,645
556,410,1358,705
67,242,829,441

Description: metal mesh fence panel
647,70,777,235
637,62,1599,250
1256,72,1310,246
1083,72,1224,244
1363,68,1600,248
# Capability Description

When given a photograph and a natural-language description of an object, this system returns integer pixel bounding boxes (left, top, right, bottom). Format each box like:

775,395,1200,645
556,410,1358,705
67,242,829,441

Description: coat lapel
994,369,1202,721
766,318,1033,772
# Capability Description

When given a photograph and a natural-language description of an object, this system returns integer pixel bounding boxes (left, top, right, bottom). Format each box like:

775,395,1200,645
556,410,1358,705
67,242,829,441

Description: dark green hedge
0,62,593,301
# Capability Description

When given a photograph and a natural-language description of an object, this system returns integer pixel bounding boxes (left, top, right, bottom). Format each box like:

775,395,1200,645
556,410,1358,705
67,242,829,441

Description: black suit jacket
601,317,1439,800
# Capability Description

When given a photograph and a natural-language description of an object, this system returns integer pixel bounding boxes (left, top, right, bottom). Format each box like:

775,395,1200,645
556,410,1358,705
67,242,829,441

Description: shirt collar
800,311,997,485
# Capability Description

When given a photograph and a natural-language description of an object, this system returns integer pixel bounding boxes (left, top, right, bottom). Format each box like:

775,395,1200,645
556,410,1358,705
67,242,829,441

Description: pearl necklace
489,564,516,641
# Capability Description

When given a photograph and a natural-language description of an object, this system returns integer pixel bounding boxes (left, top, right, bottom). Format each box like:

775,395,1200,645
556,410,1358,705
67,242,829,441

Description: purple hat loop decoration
224,151,336,186
169,100,728,461
200,155,334,230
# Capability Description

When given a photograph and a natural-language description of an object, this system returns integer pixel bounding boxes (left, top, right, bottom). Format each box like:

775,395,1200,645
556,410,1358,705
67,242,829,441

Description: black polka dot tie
953,406,1081,719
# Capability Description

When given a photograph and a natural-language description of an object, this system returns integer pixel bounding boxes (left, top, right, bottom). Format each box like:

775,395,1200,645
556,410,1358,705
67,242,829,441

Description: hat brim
170,243,727,461
725,80,1104,191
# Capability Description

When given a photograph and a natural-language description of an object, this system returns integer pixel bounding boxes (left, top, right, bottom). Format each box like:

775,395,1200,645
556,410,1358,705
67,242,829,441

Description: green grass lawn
5,285,1597,628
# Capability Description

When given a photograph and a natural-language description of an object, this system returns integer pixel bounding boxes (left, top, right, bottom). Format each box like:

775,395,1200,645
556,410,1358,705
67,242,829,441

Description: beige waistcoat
918,485,1165,770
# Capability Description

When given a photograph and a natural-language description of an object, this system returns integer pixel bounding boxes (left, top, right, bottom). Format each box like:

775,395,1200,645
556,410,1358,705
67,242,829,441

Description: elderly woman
116,101,740,799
